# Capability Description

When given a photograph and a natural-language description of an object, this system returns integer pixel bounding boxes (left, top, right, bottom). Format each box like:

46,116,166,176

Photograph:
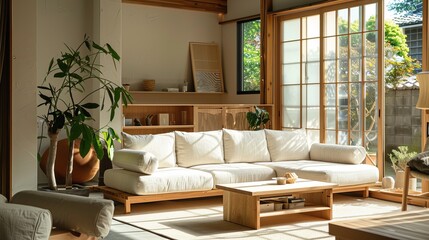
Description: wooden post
260,0,272,104
401,166,411,211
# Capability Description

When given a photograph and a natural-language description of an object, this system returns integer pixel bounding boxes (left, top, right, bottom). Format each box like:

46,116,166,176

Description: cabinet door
196,108,223,131
225,108,251,130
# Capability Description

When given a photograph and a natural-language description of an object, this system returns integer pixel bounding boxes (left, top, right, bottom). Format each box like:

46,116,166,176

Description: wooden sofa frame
96,183,374,214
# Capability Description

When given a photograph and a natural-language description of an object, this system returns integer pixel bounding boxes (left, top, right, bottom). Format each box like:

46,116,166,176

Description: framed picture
189,42,224,93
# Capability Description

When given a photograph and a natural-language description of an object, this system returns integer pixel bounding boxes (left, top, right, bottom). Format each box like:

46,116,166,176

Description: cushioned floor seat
257,160,379,186
191,163,276,186
104,167,214,195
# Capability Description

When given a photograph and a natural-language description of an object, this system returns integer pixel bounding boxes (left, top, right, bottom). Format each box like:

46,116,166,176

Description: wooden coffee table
216,179,337,229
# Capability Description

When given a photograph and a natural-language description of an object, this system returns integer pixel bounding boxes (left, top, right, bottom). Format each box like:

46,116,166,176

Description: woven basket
142,79,155,91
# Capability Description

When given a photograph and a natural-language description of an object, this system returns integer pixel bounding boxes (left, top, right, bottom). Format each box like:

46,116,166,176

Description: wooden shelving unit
129,91,224,95
122,104,274,135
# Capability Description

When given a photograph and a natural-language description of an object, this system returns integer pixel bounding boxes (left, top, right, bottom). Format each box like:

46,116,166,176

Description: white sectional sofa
101,129,379,213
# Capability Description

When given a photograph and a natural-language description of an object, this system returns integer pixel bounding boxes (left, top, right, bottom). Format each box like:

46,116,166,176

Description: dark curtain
0,0,11,199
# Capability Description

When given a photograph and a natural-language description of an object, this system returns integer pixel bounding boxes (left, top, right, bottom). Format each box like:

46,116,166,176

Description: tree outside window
237,19,261,94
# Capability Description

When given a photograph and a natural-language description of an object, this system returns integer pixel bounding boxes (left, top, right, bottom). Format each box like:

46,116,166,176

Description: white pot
394,170,417,191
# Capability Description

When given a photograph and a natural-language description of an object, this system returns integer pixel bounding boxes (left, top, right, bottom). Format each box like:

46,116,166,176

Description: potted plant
246,106,270,130
38,35,132,190
389,146,418,190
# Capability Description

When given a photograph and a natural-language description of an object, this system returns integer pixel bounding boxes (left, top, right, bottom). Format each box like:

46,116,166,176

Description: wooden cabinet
122,104,274,135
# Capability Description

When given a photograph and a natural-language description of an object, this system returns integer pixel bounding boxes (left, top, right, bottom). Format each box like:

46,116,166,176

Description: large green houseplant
38,36,132,190
246,106,270,130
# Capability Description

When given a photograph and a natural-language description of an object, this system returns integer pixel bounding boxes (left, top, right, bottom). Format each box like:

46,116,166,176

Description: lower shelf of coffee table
260,205,331,218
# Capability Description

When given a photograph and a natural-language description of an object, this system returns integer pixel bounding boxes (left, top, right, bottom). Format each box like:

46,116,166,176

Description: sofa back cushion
310,143,366,164
265,129,310,161
122,132,176,168
175,130,224,167
223,129,270,163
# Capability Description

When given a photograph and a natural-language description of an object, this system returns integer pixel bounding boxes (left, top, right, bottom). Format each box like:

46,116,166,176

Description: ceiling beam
123,0,227,14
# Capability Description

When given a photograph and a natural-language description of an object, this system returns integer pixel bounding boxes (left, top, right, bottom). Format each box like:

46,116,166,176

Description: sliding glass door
279,0,383,166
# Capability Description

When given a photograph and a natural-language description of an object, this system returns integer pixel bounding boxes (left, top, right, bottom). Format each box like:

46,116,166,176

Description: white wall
36,0,95,184
122,4,222,92
12,0,38,194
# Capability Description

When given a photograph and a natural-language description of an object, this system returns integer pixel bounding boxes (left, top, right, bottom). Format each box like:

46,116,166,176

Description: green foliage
388,0,422,15
242,20,261,91
384,20,409,57
38,35,133,161
246,106,270,130
389,146,418,172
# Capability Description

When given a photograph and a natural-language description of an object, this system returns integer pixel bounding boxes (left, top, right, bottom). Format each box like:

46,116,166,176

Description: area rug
113,195,421,240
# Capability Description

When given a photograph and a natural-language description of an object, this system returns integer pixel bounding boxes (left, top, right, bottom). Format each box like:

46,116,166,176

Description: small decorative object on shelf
382,176,395,189
181,111,187,125
122,83,130,91
142,79,155,91
145,114,154,126
134,118,142,126
158,113,169,126
182,81,188,92
284,172,298,184
124,118,133,126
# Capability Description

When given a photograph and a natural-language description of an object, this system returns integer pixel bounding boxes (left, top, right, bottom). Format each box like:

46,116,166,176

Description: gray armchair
0,190,114,240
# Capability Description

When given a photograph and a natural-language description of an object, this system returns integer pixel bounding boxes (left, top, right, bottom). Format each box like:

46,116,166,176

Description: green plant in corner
37,35,133,190
246,106,270,130
389,146,417,172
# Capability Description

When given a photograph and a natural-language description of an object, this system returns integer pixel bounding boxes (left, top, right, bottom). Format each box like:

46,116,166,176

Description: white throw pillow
121,132,176,168
175,130,224,167
223,129,270,163
310,143,366,164
113,149,159,174
264,129,310,161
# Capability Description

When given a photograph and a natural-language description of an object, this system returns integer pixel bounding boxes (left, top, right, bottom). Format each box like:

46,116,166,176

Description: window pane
351,131,362,145
283,18,301,41
338,9,348,34
326,130,336,144
338,131,348,145
338,36,348,58
350,83,361,132
351,58,362,82
365,57,377,81
365,83,378,131
325,60,336,82
325,84,336,106
283,41,300,63
307,38,320,61
304,62,320,83
324,37,336,60
324,11,336,36
283,86,300,106
306,107,320,128
350,6,362,33
239,19,261,93
364,4,377,31
365,32,377,57
283,63,300,85
338,59,349,82
365,131,378,154
338,83,348,106
306,84,320,106
351,33,362,58
307,15,320,38
338,107,348,130
283,107,300,128
326,107,336,129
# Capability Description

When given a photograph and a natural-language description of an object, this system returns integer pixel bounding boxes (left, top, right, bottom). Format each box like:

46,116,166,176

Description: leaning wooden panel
190,42,224,93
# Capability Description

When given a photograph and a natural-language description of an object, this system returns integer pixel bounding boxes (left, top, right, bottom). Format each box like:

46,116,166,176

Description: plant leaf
92,136,104,160
69,73,83,81
106,43,120,61
81,103,99,109
69,123,82,141
79,138,91,158
47,58,54,72
57,59,68,73
54,72,66,78
92,42,107,54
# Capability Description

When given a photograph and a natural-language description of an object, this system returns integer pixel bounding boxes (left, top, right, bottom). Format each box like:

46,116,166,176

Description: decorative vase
142,79,155,91
394,170,417,191
381,176,395,189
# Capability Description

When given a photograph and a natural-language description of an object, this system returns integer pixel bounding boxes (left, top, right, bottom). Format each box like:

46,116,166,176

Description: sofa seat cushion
121,132,176,168
175,130,224,167
223,129,270,163
191,163,276,186
104,167,214,195
257,160,379,186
